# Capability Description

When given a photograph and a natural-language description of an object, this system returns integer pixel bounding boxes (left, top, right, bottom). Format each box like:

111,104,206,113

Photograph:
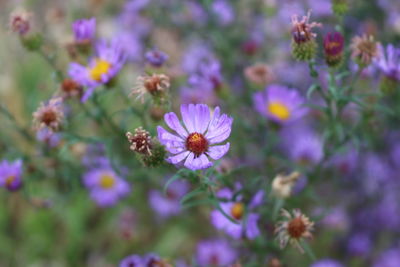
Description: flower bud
323,32,345,68
272,172,300,199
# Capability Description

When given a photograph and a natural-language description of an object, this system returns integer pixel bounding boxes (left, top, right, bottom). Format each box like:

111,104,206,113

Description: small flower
323,32,345,68
350,34,378,67
290,11,321,61
60,78,83,99
157,104,233,170
83,168,130,207
275,209,314,253
72,18,96,44
131,74,170,103
36,127,62,147
310,259,345,267
374,43,400,93
145,48,169,67
244,63,274,86
119,254,143,267
253,84,308,124
32,97,64,131
68,39,126,102
196,239,237,267
272,171,300,199
126,127,152,155
143,253,173,267
9,9,32,36
0,159,23,191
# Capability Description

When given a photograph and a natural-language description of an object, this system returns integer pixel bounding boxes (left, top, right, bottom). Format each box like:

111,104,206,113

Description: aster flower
72,18,96,43
83,168,130,207
149,179,189,218
374,44,400,93
157,104,232,170
145,48,169,67
210,188,262,240
373,248,400,267
211,0,234,26
272,171,300,199
9,9,32,36
119,254,143,267
0,159,23,191
36,127,61,147
32,97,64,131
244,63,274,86
275,209,314,253
196,239,236,267
310,259,344,267
68,39,126,102
131,74,170,103
253,84,308,124
350,34,378,67
323,32,345,68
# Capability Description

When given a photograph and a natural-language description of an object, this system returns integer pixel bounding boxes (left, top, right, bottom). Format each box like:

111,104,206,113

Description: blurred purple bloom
373,248,400,267
347,233,372,256
374,44,400,80
83,168,130,207
321,207,349,231
124,0,150,13
182,42,214,73
149,179,189,218
82,143,111,169
116,32,143,62
119,254,143,267
363,154,393,195
189,59,223,91
180,85,217,105
249,190,265,208
253,84,308,124
72,18,96,43
36,127,61,147
196,239,236,266
307,0,332,17
0,159,23,191
145,48,169,67
68,39,125,102
329,147,358,176
310,259,344,267
211,0,234,26
157,104,233,170
210,188,261,239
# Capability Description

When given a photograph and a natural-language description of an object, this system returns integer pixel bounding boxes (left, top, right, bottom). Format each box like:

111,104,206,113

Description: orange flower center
186,132,208,156
99,174,115,189
287,217,306,238
89,59,111,81
268,101,290,121
230,202,244,220
5,176,16,187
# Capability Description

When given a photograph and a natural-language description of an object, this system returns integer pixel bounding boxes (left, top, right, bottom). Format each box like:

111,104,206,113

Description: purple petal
181,104,195,133
167,151,190,164
195,104,211,134
164,112,188,138
186,154,212,170
207,143,230,160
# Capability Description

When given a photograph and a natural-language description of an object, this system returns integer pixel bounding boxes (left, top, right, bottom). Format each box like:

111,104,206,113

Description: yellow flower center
99,174,115,189
5,176,15,187
89,59,111,81
230,202,245,220
268,101,290,121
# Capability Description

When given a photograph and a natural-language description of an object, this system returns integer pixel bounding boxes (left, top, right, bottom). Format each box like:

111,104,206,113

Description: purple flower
347,233,372,256
374,44,400,81
0,159,23,191
253,84,308,124
329,147,358,176
83,168,130,207
210,188,261,240
68,39,125,102
196,239,236,266
145,48,169,67
373,248,400,267
149,179,189,218
36,127,61,147
157,104,233,170
119,254,143,267
211,0,234,26
72,18,96,43
310,259,344,267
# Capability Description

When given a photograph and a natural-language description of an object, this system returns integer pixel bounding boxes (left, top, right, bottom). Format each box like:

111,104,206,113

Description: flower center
287,217,306,238
89,59,111,81
186,132,208,156
268,102,290,121
5,176,16,187
41,110,57,125
99,174,115,189
230,202,244,220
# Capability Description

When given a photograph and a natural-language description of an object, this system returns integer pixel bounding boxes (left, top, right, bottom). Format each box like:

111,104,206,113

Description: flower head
126,127,152,155
9,9,32,36
350,34,378,67
83,168,130,207
131,74,170,103
145,48,169,67
244,63,274,86
68,39,125,102
157,104,232,170
275,209,314,253
323,32,345,67
32,97,64,131
253,84,308,124
374,44,400,81
272,171,300,199
72,18,96,43
310,259,344,267
119,254,143,267
36,127,62,147
196,239,236,267
291,11,321,44
60,78,83,99
0,159,23,191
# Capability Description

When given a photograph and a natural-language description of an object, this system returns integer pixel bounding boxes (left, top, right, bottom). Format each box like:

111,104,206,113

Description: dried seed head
131,74,170,103
9,9,32,36
350,34,378,67
272,171,300,199
126,127,152,155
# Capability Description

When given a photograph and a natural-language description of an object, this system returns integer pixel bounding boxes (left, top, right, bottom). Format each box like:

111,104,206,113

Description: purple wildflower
253,84,308,124
347,233,372,256
0,159,23,191
374,44,400,81
149,179,189,218
119,254,143,267
83,168,130,207
310,259,344,267
36,127,61,147
72,18,96,43
68,39,125,102
211,0,234,26
373,248,400,267
157,104,233,170
145,48,169,67
196,239,236,267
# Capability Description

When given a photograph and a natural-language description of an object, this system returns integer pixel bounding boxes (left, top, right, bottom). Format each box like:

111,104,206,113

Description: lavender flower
83,168,130,207
119,254,143,267
373,248,400,267
253,84,308,124
211,0,234,26
374,44,400,81
0,159,23,191
145,48,169,67
72,18,96,43
68,39,125,101
310,259,344,267
36,127,61,147
157,104,233,170
196,239,236,266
